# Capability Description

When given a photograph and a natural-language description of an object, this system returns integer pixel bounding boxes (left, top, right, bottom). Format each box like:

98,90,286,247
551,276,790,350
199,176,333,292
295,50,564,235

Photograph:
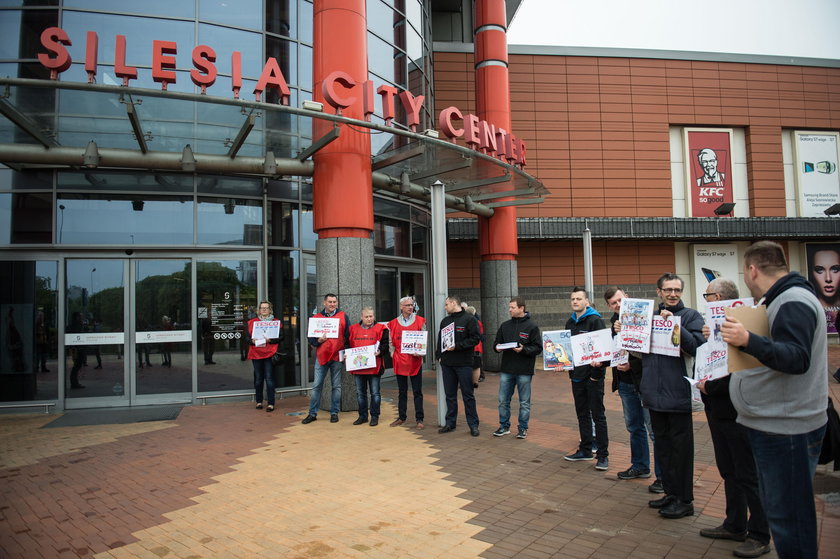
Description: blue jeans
353,374,381,419
252,357,275,406
498,373,532,431
618,381,650,472
747,423,826,559
309,359,342,415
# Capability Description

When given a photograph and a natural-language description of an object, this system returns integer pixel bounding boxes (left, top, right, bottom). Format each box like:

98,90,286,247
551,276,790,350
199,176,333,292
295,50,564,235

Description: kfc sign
37,26,526,167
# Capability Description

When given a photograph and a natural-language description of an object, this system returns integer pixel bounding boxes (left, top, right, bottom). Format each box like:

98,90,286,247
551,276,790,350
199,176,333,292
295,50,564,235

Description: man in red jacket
302,293,350,424
388,296,427,429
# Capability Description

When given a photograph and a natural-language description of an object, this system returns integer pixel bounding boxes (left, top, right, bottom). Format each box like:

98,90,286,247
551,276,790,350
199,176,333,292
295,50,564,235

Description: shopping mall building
1,0,838,411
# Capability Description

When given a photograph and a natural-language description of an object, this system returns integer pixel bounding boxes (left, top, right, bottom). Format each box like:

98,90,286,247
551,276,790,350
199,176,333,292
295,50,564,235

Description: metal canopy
0,78,548,216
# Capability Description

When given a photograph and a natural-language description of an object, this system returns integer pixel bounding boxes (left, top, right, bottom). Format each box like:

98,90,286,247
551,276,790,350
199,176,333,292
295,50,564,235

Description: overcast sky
507,0,840,60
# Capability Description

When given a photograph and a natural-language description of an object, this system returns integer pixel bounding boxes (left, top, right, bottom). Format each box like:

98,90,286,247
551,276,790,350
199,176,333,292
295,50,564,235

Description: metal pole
583,227,593,300
430,180,448,427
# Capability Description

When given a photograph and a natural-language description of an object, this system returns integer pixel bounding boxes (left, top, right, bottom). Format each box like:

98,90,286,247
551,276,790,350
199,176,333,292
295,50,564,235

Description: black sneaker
648,479,664,493
352,416,368,425
617,467,652,480
564,450,594,461
733,538,771,558
330,413,339,423
493,427,511,437
516,429,527,439
301,414,317,424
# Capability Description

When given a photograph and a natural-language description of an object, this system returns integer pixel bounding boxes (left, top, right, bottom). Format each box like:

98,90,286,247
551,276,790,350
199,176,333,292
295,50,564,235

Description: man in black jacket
492,297,542,439
437,295,481,436
643,273,706,520
563,287,610,471
605,287,662,491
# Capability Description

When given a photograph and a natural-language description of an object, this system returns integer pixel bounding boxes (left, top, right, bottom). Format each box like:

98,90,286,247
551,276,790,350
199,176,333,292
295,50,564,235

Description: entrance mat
42,405,184,428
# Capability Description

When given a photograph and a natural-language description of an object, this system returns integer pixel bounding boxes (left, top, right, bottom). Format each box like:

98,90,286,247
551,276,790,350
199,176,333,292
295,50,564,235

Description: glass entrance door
64,254,259,408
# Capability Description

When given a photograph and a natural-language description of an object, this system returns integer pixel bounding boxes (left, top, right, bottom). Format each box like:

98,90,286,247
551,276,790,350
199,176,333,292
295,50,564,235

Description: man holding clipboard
721,241,828,559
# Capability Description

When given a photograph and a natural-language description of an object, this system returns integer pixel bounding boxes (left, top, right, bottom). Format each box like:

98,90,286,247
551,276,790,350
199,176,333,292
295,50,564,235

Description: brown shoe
415,421,425,430
390,419,405,427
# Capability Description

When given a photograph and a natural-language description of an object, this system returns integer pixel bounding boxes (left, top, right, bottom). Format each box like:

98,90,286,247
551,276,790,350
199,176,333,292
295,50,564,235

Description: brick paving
1,353,839,558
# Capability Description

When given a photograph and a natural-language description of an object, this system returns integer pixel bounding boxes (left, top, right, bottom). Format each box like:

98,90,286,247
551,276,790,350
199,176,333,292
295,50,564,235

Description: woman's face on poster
812,250,840,302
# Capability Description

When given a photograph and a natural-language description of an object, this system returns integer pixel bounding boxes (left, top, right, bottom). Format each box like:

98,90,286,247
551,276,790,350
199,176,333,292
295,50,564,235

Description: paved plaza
2,357,839,558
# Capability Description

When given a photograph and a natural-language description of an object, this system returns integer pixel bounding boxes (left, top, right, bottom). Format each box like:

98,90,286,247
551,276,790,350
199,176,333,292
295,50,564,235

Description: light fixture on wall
713,202,735,216
824,203,840,216
301,100,323,112
224,199,235,214
131,200,144,211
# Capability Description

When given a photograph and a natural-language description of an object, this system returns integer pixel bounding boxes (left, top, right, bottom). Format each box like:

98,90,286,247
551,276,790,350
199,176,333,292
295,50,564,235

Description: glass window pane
199,0,262,29
267,250,300,387
269,201,297,247
411,223,427,260
266,179,298,200
198,24,263,79
62,1,193,17
135,259,193,394
300,204,315,249
266,0,296,37
299,44,312,91
62,13,195,70
0,192,52,244
374,196,410,220
197,197,263,245
0,260,59,402
197,259,257,391
57,171,193,193
298,0,313,44
65,258,125,397
57,195,194,245
373,217,409,256
196,176,261,196
0,169,53,191
0,10,58,60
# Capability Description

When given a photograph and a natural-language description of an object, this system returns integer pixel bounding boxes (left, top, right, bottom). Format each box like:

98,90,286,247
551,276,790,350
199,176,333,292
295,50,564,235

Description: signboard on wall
684,128,735,217
805,242,840,334
794,131,840,217
691,244,740,313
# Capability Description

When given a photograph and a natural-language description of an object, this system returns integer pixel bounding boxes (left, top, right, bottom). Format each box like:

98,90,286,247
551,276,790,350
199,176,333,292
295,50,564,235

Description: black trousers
649,410,693,503
441,364,478,428
571,378,609,458
396,372,424,422
707,413,771,544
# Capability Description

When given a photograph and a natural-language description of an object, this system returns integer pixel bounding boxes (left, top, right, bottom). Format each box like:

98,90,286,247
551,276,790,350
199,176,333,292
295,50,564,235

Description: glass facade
0,1,434,408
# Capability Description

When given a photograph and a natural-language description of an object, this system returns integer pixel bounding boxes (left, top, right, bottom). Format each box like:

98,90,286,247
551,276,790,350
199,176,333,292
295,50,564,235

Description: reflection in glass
57,171,193,193
198,23,263,78
269,201,297,247
134,260,192,394
65,259,126,399
0,260,58,402
196,259,257,392
197,198,263,245
62,0,193,18
57,195,194,245
268,250,300,387
266,0,295,37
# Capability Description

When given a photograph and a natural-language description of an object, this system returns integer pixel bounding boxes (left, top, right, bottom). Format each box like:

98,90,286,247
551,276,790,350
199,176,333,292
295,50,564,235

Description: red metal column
474,0,517,261
312,0,372,239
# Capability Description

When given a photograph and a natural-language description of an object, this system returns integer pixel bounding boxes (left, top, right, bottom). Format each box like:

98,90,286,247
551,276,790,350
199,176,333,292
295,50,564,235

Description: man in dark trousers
563,287,609,471
642,273,705,520
437,295,481,436
492,297,542,440
697,278,770,558
723,241,828,558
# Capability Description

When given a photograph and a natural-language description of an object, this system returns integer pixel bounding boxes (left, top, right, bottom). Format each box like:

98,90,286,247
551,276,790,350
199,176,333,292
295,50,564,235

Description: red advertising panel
686,129,734,217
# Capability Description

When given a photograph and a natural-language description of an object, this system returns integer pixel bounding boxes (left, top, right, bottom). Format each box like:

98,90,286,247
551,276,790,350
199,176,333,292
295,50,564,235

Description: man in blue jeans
723,241,828,559
302,293,350,424
492,297,542,439
604,287,662,491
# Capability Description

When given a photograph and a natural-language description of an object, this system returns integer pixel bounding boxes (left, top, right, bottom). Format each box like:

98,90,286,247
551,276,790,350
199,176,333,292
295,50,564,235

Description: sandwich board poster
684,128,735,217
705,297,754,344
401,330,428,355
571,328,613,367
650,315,681,357
542,330,574,370
345,344,377,372
617,298,654,353
794,131,840,217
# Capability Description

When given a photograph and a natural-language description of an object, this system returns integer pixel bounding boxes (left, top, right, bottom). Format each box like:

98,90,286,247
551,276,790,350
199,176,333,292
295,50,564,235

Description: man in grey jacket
722,241,828,559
